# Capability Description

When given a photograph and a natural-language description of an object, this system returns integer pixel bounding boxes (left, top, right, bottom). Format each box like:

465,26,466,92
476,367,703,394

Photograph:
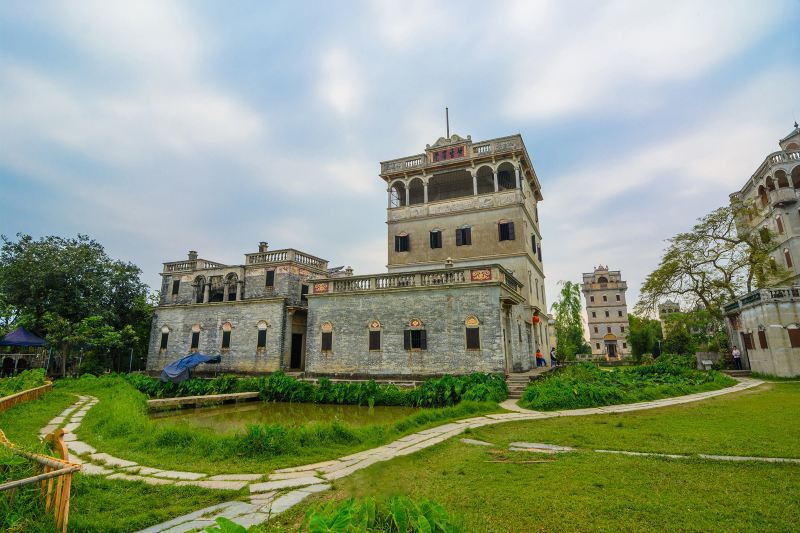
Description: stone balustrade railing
380,135,522,174
163,259,227,273
388,189,525,221
245,249,328,269
311,265,522,296
751,150,800,183
724,286,800,313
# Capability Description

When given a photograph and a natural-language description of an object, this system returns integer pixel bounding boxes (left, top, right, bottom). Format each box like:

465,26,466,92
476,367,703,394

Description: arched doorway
603,333,618,358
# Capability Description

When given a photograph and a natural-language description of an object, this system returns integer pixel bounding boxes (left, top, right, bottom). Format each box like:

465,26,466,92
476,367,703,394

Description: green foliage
0,369,47,397
0,445,58,533
302,496,461,532
205,517,248,533
123,372,508,408
661,310,728,355
626,315,662,360
519,361,735,410
656,353,697,370
551,280,591,360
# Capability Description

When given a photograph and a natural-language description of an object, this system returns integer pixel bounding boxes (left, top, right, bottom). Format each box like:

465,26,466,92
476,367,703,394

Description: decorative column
470,169,478,195
235,280,242,301
223,284,229,302
493,169,499,192
515,166,521,189
423,180,429,203
387,189,392,208
203,283,210,303
405,183,410,206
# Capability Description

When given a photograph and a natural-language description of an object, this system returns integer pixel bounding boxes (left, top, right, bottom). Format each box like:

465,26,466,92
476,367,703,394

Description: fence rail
0,382,52,413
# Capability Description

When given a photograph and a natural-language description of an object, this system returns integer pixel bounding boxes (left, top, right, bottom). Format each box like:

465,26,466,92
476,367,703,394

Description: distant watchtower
379,133,548,317
582,266,629,358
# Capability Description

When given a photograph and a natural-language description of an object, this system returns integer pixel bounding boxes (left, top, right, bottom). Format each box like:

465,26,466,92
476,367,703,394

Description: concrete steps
505,375,534,400
723,370,752,378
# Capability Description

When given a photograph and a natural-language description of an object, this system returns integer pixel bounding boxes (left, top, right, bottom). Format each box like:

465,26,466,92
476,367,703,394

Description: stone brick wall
147,298,289,375
729,300,800,377
306,284,526,376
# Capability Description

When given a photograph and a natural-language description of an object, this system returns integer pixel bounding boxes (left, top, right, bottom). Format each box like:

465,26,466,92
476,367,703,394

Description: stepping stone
273,459,339,473
89,453,138,468
80,463,114,476
62,422,80,432
123,466,163,476
227,513,269,528
509,442,575,453
68,454,84,464
297,483,331,494
207,473,263,481
216,501,257,518
249,491,277,505
68,441,96,455
107,473,174,485
50,416,65,424
249,475,322,492
175,480,247,491
39,424,58,436
595,449,686,459
269,471,323,481
136,502,239,533
267,490,314,515
460,438,492,446
62,433,77,442
698,454,800,464
152,470,206,480
160,519,215,533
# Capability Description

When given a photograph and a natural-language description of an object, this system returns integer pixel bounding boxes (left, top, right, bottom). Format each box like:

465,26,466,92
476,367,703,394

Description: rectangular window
456,227,472,246
758,330,768,349
616,294,621,301
466,328,480,349
590,296,595,302
404,329,427,350
618,311,623,317
369,330,381,351
171,280,180,295
623,343,627,349
395,234,410,252
221,331,231,349
789,328,800,348
429,230,442,249
593,326,598,333
301,284,309,302
321,332,333,351
265,270,275,287
190,332,200,350
592,312,596,318
498,221,515,241
531,234,536,251
537,245,542,262
257,329,267,349
595,343,600,349
621,326,625,333
742,333,755,350
603,295,608,302
160,332,169,350
605,311,609,317
607,327,612,334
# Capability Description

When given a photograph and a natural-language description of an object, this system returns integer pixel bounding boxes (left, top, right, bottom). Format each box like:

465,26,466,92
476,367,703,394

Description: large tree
0,234,152,375
551,280,591,360
626,315,663,360
636,201,786,319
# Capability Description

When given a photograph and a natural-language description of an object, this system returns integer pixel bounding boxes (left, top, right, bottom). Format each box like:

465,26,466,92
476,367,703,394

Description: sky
1,0,799,312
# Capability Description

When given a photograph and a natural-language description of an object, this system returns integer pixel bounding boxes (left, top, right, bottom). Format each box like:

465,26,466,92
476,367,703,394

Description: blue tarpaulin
159,353,221,384
0,326,47,347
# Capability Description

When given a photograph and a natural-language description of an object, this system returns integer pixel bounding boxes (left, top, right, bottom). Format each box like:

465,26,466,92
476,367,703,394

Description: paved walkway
40,378,764,532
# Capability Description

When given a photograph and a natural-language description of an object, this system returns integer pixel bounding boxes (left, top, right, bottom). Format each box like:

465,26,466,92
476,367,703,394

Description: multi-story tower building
658,300,681,335
729,123,800,282
582,266,629,358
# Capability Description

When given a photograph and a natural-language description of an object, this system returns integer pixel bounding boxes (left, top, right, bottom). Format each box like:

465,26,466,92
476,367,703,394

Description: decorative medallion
470,269,492,281
257,320,268,330
222,322,233,332
369,320,382,330
465,316,479,327
314,282,329,294
191,324,202,333
409,318,423,328
321,321,333,333
161,326,170,334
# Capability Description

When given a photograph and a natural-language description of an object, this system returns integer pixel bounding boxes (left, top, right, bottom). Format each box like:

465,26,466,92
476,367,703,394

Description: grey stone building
147,132,550,377
582,266,630,358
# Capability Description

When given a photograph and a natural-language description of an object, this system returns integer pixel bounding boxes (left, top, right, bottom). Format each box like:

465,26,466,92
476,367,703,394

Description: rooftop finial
446,107,450,138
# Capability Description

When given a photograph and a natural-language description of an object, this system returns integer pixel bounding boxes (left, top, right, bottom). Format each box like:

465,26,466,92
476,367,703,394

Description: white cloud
317,48,365,117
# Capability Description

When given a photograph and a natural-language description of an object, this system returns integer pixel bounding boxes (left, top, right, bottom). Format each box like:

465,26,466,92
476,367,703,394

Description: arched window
775,170,790,188
256,321,268,350
792,166,800,189
208,276,224,302
427,169,474,201
476,166,494,194
408,178,425,205
194,276,206,304
496,162,516,190
465,316,480,350
390,182,406,208
776,215,785,234
321,321,333,352
190,324,201,351
597,276,608,284
221,322,232,350
225,273,239,301
368,320,381,351
159,326,170,351
758,185,768,206
784,248,794,269
766,177,776,191
404,318,427,350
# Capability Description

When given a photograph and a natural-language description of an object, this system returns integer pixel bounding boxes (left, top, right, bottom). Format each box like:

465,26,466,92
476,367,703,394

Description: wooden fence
0,382,53,413
0,428,81,532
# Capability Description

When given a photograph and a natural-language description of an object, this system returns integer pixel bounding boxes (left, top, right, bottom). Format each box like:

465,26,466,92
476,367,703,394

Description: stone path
39,378,766,531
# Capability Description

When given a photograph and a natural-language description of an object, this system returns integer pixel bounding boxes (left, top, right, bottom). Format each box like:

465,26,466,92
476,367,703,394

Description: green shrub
0,369,47,397
519,361,735,411
302,495,461,532
0,445,58,532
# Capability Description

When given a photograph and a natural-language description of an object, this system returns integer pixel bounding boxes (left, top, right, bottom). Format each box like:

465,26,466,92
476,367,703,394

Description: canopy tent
0,326,47,347
159,353,222,384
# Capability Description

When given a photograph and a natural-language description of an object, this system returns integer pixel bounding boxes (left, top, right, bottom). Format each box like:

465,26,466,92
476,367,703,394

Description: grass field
265,383,800,532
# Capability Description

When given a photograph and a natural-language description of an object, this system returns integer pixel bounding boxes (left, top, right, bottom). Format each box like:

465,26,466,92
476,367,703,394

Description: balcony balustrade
724,286,800,314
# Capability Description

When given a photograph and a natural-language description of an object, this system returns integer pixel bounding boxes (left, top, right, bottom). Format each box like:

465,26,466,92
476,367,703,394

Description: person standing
535,349,546,367
550,347,558,367
732,346,742,370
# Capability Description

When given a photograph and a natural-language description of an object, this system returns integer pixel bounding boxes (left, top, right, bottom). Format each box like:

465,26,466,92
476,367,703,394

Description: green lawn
265,383,800,532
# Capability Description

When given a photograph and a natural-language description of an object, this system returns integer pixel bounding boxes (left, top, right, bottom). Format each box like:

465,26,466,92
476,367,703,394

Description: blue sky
1,0,798,311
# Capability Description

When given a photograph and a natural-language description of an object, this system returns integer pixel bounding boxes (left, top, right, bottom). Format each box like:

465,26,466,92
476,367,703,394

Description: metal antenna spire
446,107,450,138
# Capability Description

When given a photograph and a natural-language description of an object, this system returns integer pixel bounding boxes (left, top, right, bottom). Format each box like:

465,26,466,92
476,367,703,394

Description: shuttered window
789,328,800,348
369,331,381,351
160,332,169,350
456,227,472,246
498,221,515,241
429,230,442,249
742,333,755,350
404,330,427,350
758,330,768,349
190,332,200,350
265,270,275,287
395,234,410,252
257,329,267,349
466,328,480,350
321,332,333,351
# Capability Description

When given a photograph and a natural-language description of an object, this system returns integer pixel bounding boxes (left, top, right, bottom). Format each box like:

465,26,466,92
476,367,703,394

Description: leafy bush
123,372,507,408
0,445,58,532
519,361,736,411
656,353,697,370
302,496,461,532
0,369,47,397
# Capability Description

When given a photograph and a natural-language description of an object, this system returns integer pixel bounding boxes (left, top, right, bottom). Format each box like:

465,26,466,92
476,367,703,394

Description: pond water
150,401,420,433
